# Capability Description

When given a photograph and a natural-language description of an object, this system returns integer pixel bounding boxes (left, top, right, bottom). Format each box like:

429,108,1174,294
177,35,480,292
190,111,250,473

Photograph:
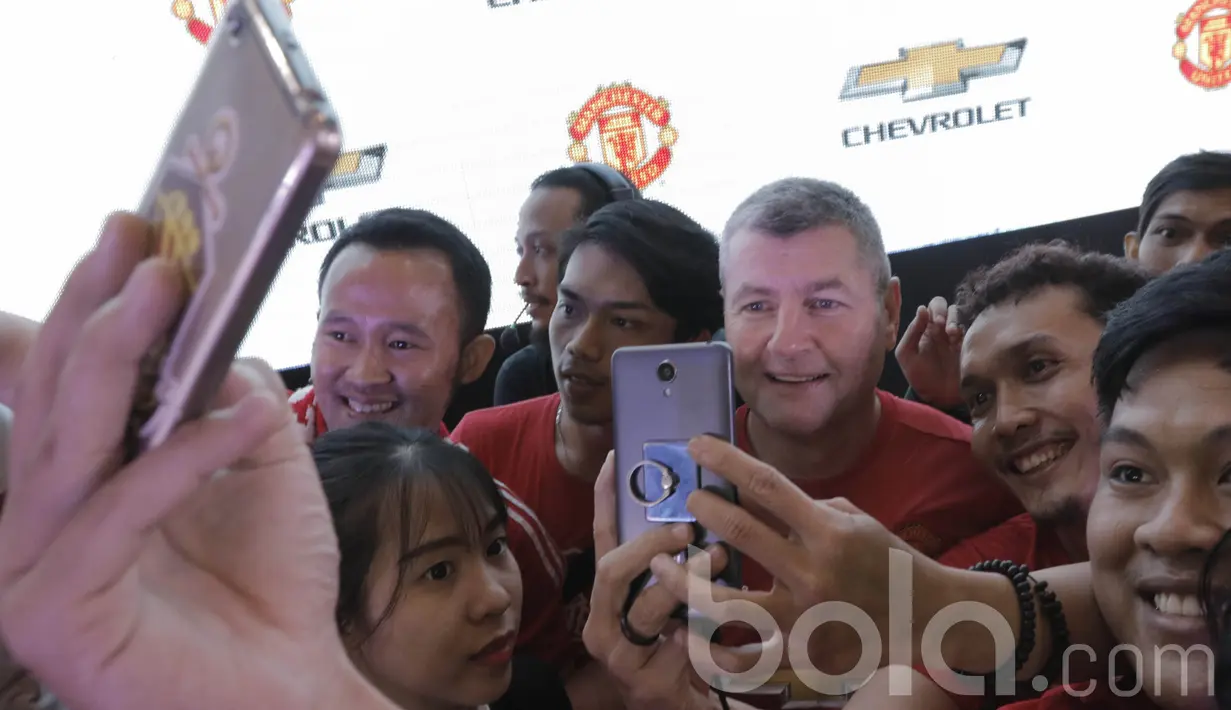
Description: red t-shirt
450,393,597,643
727,390,1023,646
926,515,1077,710
287,386,577,668
940,513,1074,571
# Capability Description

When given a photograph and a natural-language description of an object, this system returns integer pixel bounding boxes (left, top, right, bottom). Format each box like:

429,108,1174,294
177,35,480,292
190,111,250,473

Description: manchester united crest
171,0,294,46
1174,1,1231,89
567,83,678,191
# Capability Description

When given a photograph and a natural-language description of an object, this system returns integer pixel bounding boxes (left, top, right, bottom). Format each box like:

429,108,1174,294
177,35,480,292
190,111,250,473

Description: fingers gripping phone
124,0,341,459
611,342,741,620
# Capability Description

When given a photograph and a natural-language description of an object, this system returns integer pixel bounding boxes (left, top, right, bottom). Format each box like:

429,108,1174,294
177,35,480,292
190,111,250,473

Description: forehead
321,246,461,320
724,226,866,289
384,476,499,550
1148,187,1231,225
962,287,1102,371
518,187,582,231
560,243,652,303
1112,344,1231,437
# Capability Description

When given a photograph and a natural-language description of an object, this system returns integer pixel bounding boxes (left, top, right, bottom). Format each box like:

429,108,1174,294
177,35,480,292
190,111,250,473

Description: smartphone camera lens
656,361,676,383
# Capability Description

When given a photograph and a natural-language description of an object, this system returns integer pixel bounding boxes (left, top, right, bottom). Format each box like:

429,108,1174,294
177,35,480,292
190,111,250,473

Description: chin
451,667,513,708
755,402,833,437
566,405,611,427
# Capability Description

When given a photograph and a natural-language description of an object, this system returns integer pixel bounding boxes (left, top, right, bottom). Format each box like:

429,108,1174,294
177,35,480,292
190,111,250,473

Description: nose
1135,478,1226,558
565,315,603,363
991,384,1037,439
346,341,392,385
765,304,811,357
468,561,514,622
514,251,534,288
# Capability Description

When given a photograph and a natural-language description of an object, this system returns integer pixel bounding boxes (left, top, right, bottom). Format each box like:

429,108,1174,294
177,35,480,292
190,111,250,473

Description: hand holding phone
125,0,342,459
610,342,742,600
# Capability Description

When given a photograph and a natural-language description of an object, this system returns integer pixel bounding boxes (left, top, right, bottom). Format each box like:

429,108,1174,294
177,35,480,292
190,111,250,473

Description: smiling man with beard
942,241,1152,570
994,244,1231,708
850,243,1153,710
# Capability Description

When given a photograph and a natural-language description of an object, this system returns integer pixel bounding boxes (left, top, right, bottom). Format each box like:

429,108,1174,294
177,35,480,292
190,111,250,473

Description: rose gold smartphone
125,0,341,458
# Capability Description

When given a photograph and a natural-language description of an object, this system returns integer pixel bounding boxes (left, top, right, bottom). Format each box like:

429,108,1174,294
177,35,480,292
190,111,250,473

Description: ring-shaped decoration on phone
626,459,680,508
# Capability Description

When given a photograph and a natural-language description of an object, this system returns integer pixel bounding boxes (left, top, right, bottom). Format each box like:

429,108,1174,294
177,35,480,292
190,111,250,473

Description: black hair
1137,151,1231,234
317,208,493,343
1092,249,1231,422
954,240,1151,330
313,422,508,643
531,167,618,222
558,199,724,341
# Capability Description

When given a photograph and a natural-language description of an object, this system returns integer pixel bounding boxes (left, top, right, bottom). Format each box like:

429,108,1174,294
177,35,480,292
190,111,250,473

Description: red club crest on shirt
897,523,945,558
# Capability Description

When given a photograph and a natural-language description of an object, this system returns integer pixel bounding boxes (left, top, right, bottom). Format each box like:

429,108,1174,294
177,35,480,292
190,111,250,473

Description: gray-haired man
714,177,1023,652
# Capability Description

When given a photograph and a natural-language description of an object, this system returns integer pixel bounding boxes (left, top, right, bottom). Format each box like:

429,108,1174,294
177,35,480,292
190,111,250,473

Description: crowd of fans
0,149,1226,710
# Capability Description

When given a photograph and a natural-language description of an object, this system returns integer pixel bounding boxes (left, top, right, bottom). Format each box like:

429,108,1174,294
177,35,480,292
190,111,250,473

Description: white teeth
1012,444,1070,475
770,375,821,383
347,399,394,414
1153,593,1203,617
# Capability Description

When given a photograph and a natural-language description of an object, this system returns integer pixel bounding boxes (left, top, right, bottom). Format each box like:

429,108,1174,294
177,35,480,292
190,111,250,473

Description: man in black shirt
495,165,639,405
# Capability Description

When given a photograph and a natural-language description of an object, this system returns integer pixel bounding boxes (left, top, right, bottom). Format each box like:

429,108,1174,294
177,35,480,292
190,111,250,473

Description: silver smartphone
125,0,341,458
611,341,741,594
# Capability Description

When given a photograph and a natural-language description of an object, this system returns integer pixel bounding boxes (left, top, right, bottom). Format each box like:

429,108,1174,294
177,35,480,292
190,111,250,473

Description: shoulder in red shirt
940,513,1074,571
451,393,598,652
450,394,594,557
287,387,576,667
736,390,1021,561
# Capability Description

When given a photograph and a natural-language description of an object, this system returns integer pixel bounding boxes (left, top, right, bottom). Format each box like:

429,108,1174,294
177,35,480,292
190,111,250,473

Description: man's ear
689,329,712,344
1124,231,1141,260
882,277,903,351
459,333,497,386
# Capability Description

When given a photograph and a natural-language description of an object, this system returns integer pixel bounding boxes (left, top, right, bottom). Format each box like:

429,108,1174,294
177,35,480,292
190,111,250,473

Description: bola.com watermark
679,548,1215,699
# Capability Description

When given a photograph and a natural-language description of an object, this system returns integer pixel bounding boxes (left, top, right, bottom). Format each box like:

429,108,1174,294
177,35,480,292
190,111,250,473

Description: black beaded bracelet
1032,575,1070,683
967,560,1037,673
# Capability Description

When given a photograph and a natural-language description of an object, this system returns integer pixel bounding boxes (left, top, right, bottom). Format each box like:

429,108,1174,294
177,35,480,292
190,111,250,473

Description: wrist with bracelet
955,560,1070,700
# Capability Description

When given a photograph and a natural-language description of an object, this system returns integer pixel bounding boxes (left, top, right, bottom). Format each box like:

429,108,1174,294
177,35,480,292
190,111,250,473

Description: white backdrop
0,0,1226,369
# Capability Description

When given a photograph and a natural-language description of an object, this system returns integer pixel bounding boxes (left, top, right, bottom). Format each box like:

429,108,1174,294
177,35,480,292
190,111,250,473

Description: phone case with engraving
128,0,342,456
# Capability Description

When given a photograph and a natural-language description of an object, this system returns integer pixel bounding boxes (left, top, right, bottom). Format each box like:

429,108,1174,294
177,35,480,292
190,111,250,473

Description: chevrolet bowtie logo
314,144,388,205
839,39,1027,103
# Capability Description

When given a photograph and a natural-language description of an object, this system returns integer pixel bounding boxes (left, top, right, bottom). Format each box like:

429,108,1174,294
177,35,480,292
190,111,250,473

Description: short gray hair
720,177,892,290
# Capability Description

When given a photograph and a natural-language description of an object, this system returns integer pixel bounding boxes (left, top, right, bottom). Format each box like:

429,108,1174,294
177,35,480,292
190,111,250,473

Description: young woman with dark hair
313,422,572,710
